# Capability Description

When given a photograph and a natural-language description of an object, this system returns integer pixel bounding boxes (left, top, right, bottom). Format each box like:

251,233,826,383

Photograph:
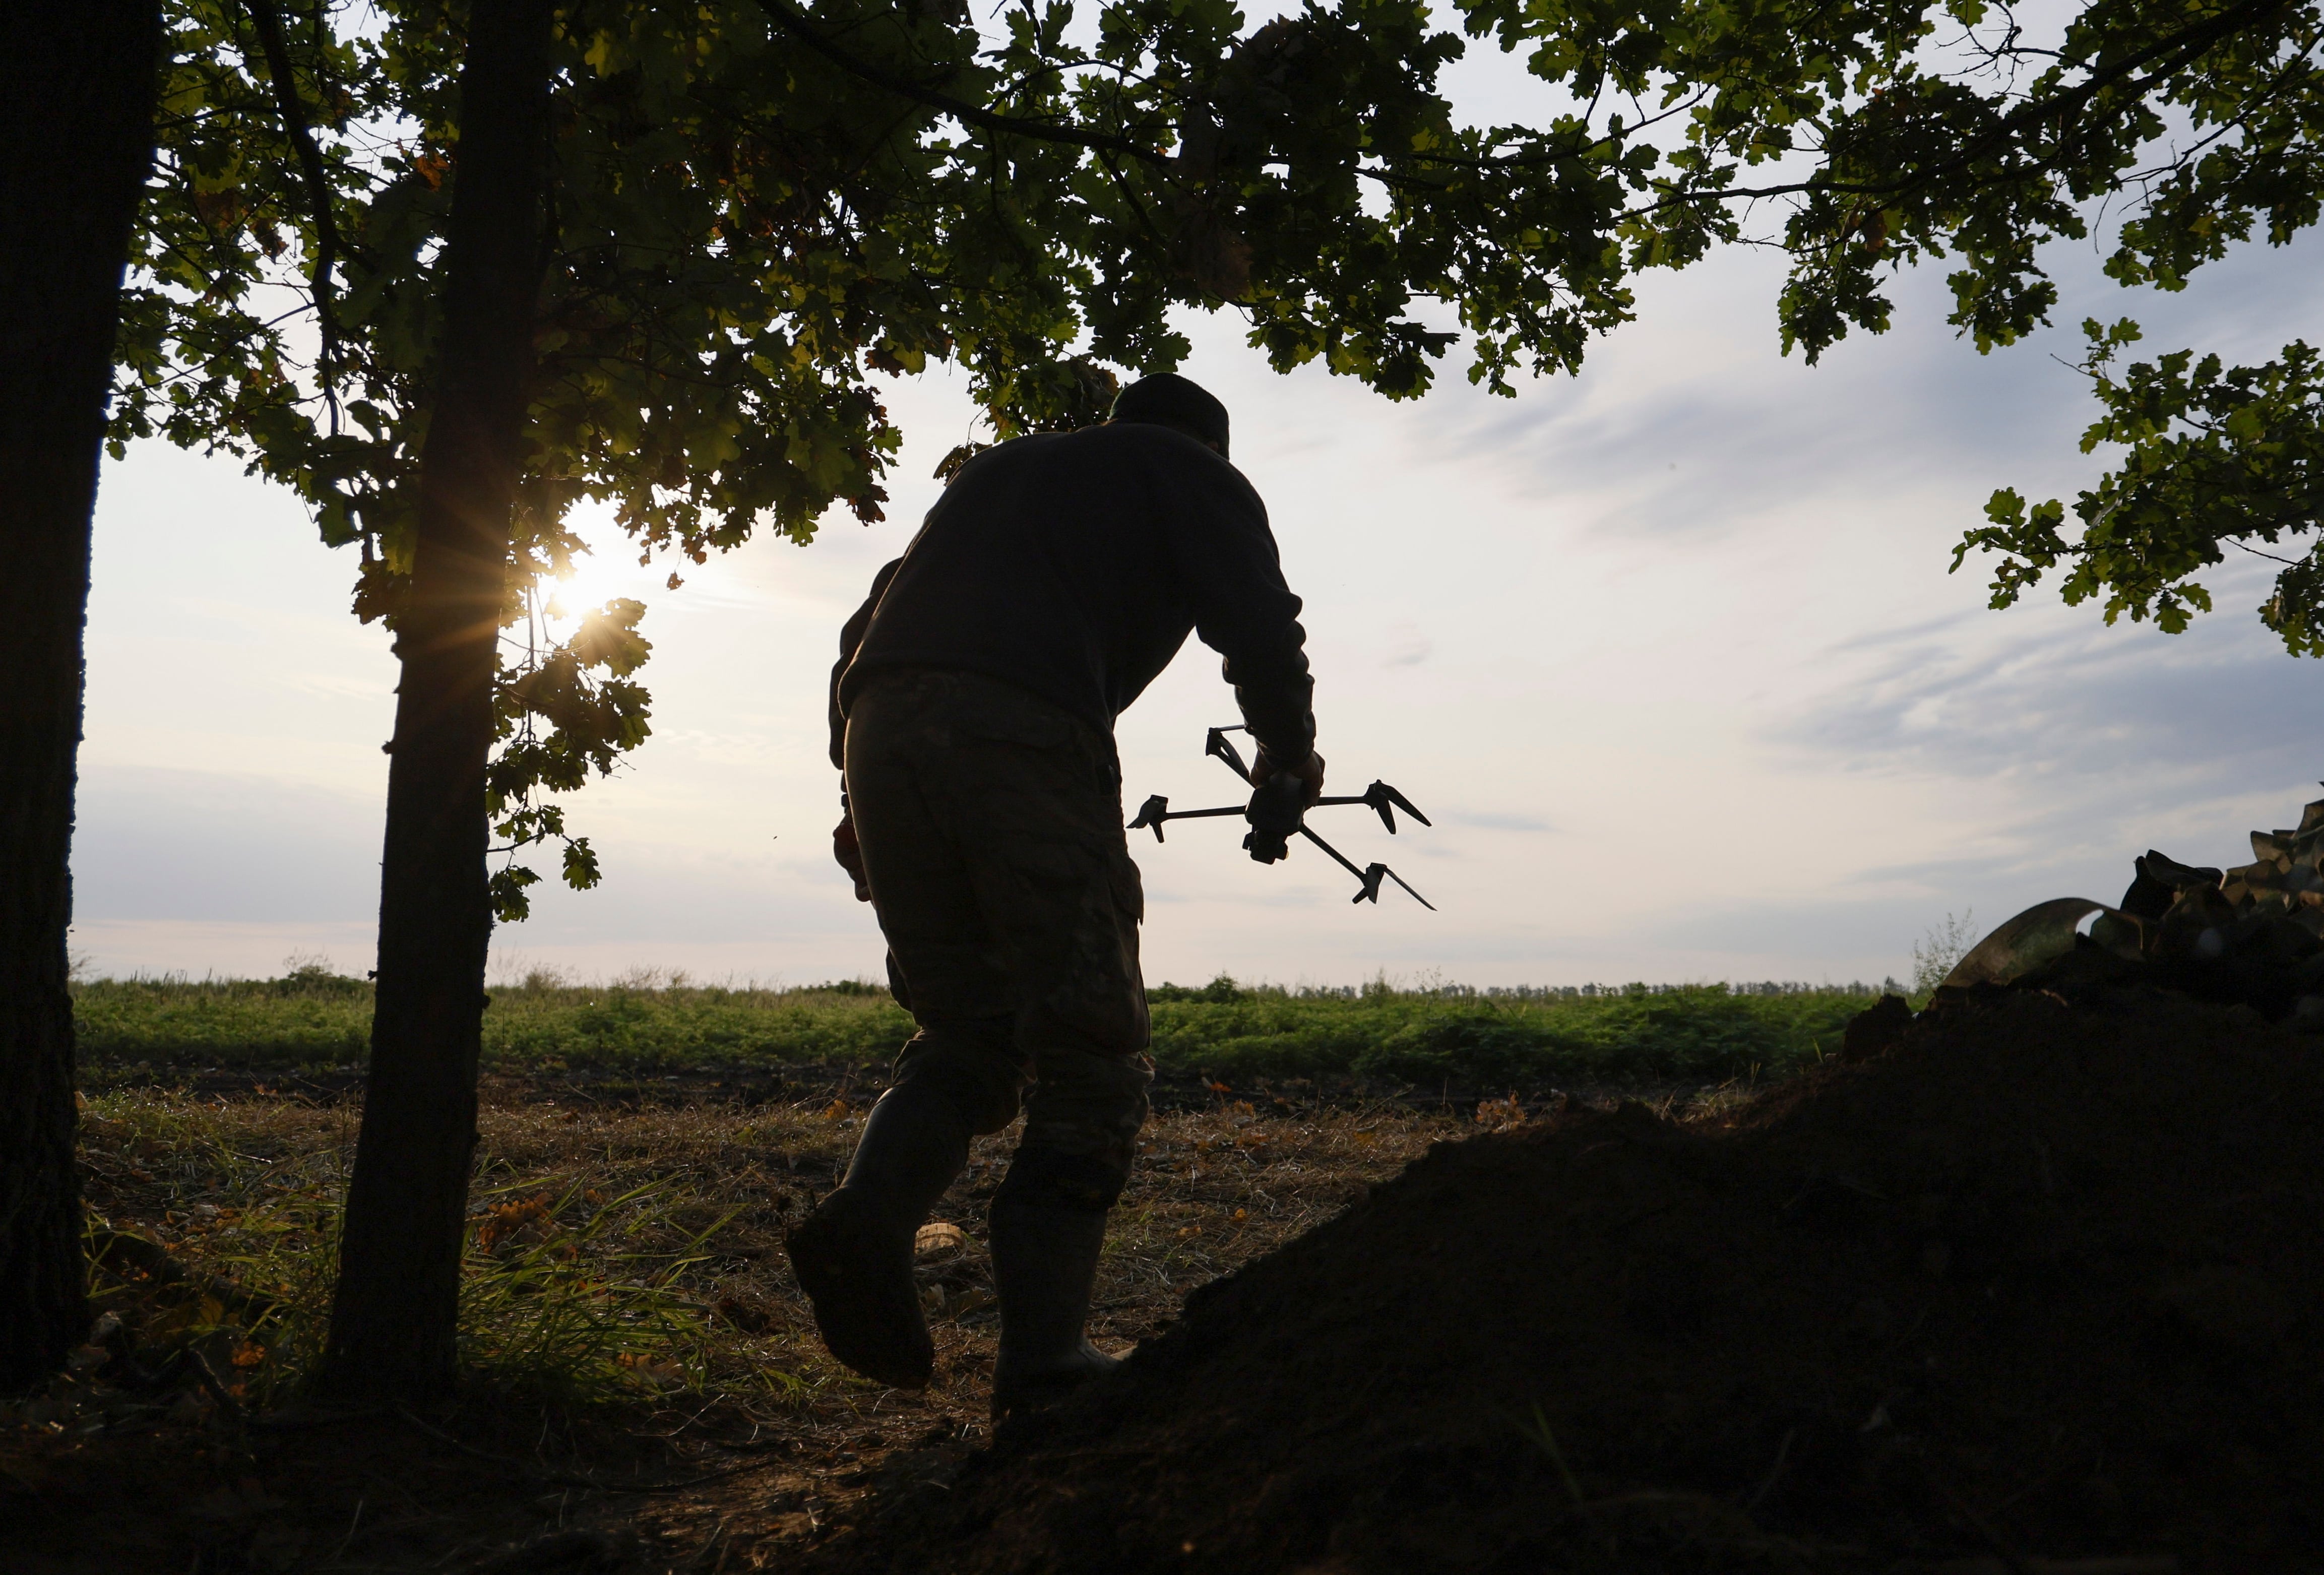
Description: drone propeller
1356,862,1437,911
1205,725,1253,780
1312,780,1434,835
1127,795,1169,840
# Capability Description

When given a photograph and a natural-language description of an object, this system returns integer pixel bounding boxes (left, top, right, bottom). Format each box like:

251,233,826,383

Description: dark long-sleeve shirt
828,422,1313,771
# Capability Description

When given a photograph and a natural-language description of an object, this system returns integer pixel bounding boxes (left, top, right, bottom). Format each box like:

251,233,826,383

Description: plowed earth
815,987,2323,1574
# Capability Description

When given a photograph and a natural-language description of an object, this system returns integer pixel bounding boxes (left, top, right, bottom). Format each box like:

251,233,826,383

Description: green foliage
75,970,1862,1086
70,974,916,1072
115,0,2324,887
75,970,381,1066
1461,0,2324,644
1961,321,2324,650
1146,984,1859,1085
1147,973,1250,1004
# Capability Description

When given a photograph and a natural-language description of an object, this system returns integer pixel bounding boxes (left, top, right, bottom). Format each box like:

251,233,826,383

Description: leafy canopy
118,0,2324,915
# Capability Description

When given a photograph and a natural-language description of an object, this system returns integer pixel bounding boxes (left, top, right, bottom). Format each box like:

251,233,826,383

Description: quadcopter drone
1126,725,1436,910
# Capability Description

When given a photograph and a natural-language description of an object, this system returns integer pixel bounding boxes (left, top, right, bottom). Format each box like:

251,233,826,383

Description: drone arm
1299,827,1434,912
1297,825,1368,882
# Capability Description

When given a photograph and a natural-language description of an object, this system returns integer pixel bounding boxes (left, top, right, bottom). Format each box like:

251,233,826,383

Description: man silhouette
789,372,1322,1416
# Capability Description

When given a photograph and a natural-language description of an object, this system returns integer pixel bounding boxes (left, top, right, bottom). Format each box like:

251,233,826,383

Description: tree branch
244,0,347,430
749,0,1169,166
1426,0,2293,203
1615,0,2299,225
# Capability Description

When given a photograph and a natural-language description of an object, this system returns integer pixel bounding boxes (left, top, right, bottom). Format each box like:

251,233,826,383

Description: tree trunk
320,0,556,1401
0,1,162,1392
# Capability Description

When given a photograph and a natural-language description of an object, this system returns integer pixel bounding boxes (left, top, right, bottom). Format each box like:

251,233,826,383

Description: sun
542,544,647,626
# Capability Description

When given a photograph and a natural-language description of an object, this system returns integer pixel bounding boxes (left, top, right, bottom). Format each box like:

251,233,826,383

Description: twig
1742,1426,1795,1513
184,1347,248,1429
329,1494,366,1563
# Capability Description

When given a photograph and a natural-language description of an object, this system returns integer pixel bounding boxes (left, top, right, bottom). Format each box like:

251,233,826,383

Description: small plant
457,1176,728,1404
1912,911,1979,996
1518,1403,1589,1511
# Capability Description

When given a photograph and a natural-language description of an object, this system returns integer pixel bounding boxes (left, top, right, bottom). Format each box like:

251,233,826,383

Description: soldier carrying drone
793,373,1326,1418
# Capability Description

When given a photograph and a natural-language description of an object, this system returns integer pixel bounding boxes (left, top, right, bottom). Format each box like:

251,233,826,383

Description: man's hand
1251,747,1325,808
833,812,871,902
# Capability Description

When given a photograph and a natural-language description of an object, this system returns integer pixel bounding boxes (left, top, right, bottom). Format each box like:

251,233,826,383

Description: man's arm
1165,462,1317,776
830,557,902,770
1224,638,1315,779
830,559,901,903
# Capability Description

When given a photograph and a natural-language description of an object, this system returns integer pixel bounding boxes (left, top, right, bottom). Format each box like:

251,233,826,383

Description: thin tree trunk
0,1,163,1392
320,0,556,1401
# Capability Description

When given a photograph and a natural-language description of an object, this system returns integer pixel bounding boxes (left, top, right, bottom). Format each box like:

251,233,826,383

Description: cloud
73,767,383,923
1449,811,1557,833
69,919,381,983
1380,622,1433,667
1634,895,1931,975
1775,580,2324,795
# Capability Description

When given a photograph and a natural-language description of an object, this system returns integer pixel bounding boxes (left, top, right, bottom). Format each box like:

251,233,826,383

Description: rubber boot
785,1083,972,1389
989,1202,1121,1420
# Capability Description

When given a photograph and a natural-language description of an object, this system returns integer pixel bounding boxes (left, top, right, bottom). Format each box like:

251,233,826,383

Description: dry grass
72,1084,1468,1412
15,1083,1483,1572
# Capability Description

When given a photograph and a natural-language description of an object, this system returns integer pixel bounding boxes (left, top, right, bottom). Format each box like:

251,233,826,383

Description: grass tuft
455,1176,728,1405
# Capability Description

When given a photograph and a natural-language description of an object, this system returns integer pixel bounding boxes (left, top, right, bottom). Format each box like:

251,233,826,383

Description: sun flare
544,547,645,625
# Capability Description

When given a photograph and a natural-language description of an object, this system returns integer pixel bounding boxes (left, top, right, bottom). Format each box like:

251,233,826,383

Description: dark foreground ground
16,984,2314,1573
13,1069,1706,1573
815,986,2323,1575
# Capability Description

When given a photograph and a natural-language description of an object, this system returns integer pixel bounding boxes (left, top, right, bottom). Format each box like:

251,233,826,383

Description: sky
71,60,2324,990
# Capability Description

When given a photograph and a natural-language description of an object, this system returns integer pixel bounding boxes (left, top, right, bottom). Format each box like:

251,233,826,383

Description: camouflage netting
1938,789,2324,1024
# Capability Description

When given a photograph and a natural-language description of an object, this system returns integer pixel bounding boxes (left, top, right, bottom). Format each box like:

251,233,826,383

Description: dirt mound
818,987,2323,1573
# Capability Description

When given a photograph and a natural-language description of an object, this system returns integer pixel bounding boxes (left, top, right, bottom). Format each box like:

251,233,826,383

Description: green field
73,966,1887,1090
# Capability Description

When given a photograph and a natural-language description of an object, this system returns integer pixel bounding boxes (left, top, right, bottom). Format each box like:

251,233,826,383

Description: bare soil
809,985,2324,1574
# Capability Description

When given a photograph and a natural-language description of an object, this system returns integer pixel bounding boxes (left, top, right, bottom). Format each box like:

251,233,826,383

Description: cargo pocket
986,835,1146,1055
1108,847,1146,927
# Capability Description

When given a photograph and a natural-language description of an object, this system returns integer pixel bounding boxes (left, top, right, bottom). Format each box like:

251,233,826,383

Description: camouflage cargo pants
844,668,1152,1211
